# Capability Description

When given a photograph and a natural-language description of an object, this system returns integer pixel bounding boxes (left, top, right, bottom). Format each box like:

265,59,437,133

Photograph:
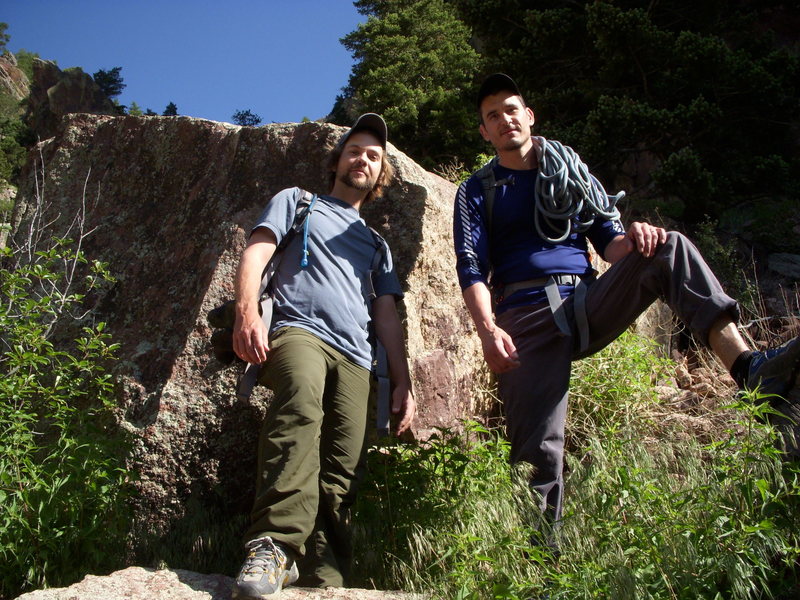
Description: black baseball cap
337,113,388,149
477,73,523,110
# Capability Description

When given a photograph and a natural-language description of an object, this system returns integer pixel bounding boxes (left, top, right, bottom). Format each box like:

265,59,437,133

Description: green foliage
352,422,549,596
569,331,671,449
231,109,262,127
352,337,800,599
14,49,40,82
334,0,483,169
92,67,126,98
0,237,132,597
558,397,800,600
162,102,178,116
0,23,9,53
451,0,800,226
127,101,143,116
0,115,31,188
342,1,800,231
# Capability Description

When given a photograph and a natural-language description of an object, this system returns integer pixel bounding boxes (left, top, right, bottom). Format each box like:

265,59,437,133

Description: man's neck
329,184,368,211
496,138,540,171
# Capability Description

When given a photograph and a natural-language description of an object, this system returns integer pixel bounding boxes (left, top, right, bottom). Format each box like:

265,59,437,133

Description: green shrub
351,334,800,599
569,330,671,447
352,422,549,598
0,237,132,598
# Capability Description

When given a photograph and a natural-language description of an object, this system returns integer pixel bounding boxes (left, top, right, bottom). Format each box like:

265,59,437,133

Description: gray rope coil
533,136,623,243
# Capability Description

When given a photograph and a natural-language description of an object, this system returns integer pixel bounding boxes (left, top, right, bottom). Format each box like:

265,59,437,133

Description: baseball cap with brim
337,113,388,149
477,73,523,110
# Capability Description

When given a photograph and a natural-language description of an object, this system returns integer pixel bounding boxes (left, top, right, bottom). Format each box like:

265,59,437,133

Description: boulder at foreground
10,114,485,550
13,567,423,600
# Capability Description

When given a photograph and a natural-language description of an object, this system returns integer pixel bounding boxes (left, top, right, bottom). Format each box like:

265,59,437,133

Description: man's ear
479,123,490,142
527,106,535,127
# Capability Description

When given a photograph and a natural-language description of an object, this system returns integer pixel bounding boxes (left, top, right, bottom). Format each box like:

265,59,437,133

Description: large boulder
10,114,484,555
24,59,117,139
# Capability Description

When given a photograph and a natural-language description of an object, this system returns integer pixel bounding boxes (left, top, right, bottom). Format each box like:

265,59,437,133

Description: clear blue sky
3,1,365,124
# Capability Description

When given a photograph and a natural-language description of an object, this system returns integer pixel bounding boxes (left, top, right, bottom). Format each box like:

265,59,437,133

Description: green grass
350,333,800,599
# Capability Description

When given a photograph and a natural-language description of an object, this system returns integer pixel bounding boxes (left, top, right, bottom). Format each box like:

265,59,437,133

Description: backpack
207,190,393,434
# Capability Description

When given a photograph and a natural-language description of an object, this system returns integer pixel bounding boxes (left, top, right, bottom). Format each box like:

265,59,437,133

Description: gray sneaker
231,536,299,599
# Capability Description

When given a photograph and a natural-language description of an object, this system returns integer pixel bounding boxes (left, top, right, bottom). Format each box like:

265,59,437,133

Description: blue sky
3,1,366,124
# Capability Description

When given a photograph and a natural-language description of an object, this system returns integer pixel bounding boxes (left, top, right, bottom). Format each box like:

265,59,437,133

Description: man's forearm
373,295,412,389
235,229,277,317
462,282,496,335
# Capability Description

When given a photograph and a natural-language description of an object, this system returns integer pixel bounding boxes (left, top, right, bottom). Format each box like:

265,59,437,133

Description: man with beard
453,73,800,550
231,114,415,598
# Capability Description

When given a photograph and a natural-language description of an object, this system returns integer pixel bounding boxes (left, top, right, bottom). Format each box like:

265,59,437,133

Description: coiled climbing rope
533,136,623,243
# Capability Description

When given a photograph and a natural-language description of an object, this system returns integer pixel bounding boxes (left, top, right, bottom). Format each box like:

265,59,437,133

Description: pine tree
333,0,483,169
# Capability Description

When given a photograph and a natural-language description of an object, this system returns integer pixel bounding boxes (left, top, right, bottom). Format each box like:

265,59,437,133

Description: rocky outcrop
13,567,422,600
24,59,117,140
0,52,29,103
11,114,483,554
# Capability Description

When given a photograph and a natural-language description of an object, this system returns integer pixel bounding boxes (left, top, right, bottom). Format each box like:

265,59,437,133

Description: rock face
0,52,30,102
13,567,421,600
11,114,483,553
24,59,117,140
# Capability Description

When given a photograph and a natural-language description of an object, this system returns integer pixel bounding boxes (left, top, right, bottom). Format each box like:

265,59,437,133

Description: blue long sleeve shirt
453,163,624,313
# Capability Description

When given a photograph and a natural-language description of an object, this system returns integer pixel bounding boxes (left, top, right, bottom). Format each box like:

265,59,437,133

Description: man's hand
605,221,668,263
479,325,520,373
233,309,270,364
392,385,416,435
627,221,667,257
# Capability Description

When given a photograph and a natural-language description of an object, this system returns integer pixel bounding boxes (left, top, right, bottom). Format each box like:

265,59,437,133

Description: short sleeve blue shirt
253,187,402,369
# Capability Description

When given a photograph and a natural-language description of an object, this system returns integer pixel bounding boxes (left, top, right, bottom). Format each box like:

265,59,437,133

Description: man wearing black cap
453,73,800,547
231,114,415,598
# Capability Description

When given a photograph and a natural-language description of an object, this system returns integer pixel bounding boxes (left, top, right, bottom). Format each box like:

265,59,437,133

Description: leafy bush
0,235,132,598
352,335,800,599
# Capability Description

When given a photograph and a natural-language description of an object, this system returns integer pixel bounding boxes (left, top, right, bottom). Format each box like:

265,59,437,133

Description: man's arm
603,221,668,264
233,227,277,364
372,295,415,435
462,282,520,373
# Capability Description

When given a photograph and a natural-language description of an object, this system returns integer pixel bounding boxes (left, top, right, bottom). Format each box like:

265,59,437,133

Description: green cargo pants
244,326,371,587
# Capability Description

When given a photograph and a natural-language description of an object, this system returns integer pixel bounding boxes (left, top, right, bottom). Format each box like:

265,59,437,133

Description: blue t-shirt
453,163,624,313
253,187,403,369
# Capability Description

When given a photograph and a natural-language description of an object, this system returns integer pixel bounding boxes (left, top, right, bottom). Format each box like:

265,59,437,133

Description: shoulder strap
257,189,317,299
474,156,499,232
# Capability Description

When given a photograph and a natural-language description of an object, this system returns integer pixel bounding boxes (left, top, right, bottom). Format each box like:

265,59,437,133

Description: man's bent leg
572,231,739,359
245,327,330,558
299,346,371,587
497,303,572,529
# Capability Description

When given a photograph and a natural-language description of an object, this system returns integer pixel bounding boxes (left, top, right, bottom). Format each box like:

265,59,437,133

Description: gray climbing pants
495,232,739,527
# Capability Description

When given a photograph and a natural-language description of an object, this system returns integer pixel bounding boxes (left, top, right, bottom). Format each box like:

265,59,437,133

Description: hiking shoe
744,336,800,399
231,536,298,599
